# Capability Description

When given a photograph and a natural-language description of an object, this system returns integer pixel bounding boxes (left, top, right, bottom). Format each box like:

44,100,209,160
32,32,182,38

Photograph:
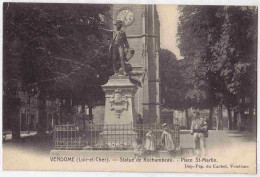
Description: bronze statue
104,20,134,75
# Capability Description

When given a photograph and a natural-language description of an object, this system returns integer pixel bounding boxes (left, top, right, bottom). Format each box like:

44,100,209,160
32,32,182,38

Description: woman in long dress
161,123,175,151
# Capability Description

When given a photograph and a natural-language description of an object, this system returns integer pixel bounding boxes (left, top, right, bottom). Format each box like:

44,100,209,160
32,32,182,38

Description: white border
0,0,259,177
0,0,259,5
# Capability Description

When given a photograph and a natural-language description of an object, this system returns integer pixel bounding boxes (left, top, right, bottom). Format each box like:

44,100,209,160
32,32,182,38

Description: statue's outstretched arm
101,27,116,32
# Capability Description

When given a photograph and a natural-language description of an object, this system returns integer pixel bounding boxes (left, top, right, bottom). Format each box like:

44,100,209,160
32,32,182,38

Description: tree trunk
239,97,246,131
233,110,238,130
208,107,213,130
37,96,47,136
11,98,21,139
81,104,86,134
248,106,253,132
216,116,219,131
239,110,246,131
217,104,223,130
89,105,93,120
227,106,232,130
185,109,190,130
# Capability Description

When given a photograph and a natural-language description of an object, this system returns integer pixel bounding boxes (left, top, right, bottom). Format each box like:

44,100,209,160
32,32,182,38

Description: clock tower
112,4,161,124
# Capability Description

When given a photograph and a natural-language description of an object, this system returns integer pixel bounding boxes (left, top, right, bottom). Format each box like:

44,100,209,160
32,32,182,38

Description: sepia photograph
2,1,258,174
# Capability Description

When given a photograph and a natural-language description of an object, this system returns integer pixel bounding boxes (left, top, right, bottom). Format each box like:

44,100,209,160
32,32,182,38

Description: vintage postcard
2,1,258,174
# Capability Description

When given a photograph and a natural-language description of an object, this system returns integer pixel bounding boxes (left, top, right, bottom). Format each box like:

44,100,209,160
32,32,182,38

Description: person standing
136,114,144,143
137,114,143,124
190,111,208,156
161,123,175,153
144,129,156,155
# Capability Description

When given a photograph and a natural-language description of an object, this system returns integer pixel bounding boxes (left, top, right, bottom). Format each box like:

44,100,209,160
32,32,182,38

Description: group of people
135,123,178,157
136,110,208,157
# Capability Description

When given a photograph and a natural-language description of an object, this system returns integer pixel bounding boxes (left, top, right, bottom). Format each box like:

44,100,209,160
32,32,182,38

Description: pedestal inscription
110,89,128,119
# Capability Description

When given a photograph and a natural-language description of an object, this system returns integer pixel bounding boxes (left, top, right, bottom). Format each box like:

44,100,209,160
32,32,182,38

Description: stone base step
50,148,194,157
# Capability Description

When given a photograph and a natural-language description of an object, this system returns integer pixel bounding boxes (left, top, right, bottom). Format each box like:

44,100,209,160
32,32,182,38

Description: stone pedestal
102,75,137,124
100,75,138,147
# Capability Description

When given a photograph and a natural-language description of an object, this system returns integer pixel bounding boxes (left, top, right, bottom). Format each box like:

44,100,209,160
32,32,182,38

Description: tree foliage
177,5,257,112
3,3,112,106
159,49,190,110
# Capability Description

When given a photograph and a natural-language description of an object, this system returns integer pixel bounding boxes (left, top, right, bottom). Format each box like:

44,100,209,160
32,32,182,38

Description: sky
157,5,183,60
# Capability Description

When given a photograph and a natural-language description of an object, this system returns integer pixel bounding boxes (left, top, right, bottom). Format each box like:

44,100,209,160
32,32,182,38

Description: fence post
123,124,124,146
131,122,133,148
66,123,69,149
106,124,108,147
53,125,56,149
155,122,157,147
94,124,96,146
115,124,116,147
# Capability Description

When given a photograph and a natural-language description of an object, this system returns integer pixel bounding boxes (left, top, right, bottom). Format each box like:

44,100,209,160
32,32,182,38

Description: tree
177,6,224,129
212,6,257,131
160,49,193,110
3,3,112,135
159,49,193,129
159,49,189,110
177,5,257,130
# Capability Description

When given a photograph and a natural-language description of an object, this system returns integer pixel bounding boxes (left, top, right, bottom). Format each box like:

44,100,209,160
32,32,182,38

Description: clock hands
117,10,134,26
122,13,127,23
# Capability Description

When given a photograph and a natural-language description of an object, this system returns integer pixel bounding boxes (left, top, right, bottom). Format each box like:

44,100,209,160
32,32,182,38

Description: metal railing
53,123,180,150
53,124,84,150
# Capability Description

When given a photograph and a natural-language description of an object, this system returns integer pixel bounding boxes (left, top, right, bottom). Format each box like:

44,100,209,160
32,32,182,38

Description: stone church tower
111,5,161,124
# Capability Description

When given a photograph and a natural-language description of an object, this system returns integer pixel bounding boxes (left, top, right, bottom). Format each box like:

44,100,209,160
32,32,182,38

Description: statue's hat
114,20,124,26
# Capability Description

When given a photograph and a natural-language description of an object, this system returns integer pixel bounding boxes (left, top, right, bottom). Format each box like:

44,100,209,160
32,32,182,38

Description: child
161,123,175,152
144,129,156,155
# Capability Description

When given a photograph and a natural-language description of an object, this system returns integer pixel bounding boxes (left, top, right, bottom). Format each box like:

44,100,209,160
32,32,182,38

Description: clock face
116,9,135,27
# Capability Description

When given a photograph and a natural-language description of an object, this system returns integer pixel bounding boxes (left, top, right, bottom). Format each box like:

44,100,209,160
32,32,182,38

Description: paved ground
180,129,256,148
2,130,256,172
3,133,53,156
180,130,256,156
